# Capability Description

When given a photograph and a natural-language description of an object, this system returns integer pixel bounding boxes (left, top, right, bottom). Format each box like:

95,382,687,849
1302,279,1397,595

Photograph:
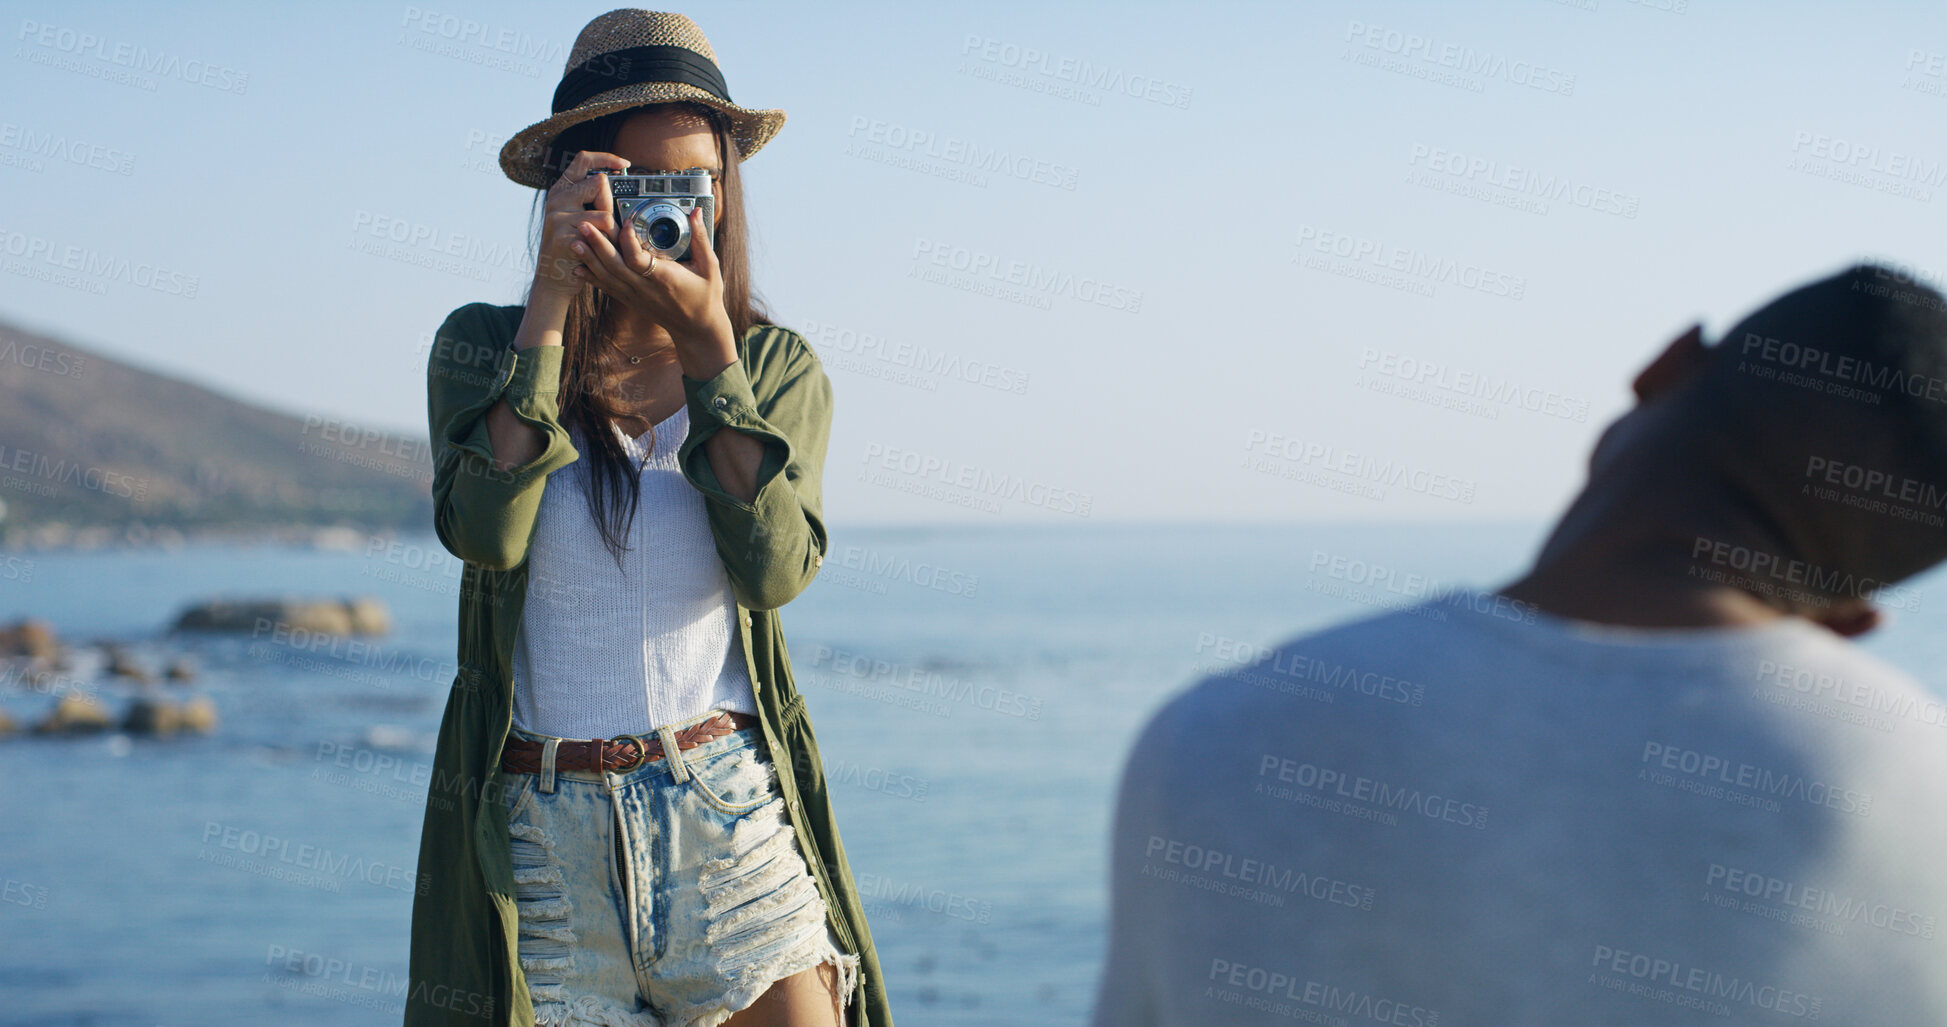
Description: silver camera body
588,166,715,261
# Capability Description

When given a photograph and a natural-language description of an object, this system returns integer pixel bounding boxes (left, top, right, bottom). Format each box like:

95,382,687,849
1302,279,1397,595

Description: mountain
0,318,433,546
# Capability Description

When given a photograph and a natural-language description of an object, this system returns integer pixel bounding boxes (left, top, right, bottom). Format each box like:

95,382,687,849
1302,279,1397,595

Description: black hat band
550,44,733,115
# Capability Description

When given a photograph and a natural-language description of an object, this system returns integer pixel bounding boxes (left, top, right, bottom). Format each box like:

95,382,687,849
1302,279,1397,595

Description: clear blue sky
6,0,1947,524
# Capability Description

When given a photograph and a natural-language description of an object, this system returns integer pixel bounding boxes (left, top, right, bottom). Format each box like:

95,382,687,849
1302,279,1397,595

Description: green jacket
405,302,890,1027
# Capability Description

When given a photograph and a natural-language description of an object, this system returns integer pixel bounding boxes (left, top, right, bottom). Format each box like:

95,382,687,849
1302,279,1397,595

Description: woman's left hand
571,206,737,380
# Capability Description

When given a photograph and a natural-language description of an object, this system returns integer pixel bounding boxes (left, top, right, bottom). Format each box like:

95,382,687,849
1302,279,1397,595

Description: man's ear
1808,597,1883,639
1631,323,1708,403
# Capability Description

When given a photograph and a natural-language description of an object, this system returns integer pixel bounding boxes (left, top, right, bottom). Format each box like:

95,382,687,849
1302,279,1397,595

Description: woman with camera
406,11,890,1027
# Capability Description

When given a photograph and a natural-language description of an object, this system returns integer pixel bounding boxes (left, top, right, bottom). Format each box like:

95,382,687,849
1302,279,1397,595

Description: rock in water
164,658,196,683
123,695,174,735
179,696,218,734
34,693,114,734
0,618,59,661
172,596,392,637
0,707,15,736
123,694,219,735
105,646,154,683
346,596,392,636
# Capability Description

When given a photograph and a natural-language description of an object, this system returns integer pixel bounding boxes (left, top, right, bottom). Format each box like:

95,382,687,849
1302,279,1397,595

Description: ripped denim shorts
498,711,861,1027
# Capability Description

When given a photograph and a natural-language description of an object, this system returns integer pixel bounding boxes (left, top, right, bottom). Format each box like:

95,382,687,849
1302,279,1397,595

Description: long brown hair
525,102,773,564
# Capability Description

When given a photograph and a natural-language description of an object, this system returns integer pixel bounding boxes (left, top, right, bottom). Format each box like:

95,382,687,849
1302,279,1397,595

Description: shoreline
0,522,419,553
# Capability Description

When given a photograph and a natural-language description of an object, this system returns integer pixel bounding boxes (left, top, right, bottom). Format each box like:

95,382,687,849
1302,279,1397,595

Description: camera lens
647,217,682,251
633,201,690,257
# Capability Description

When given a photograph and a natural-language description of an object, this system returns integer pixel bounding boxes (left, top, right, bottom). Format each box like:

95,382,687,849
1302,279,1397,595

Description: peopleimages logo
800,317,1031,396
835,545,978,597
958,35,1194,109
1789,131,1947,185
0,336,84,378
1757,658,1947,730
860,442,1094,517
1341,20,1576,95
1805,455,1947,507
1589,944,1823,1019
15,18,250,93
1145,836,1376,911
1257,755,1489,829
1802,455,1947,528
1356,346,1589,421
1689,535,1920,610
1639,741,1872,816
846,116,1079,190
0,227,199,297
1205,958,1440,1027
1705,862,1938,938
909,238,1143,314
1406,143,1639,218
1243,429,1477,503
0,122,136,175
1196,632,1425,707
398,6,567,62
1293,224,1527,300
0,443,146,500
806,645,1042,720
1741,330,1947,404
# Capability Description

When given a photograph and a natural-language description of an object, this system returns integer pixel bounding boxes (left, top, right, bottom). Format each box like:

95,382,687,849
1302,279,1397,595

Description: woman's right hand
531,149,631,300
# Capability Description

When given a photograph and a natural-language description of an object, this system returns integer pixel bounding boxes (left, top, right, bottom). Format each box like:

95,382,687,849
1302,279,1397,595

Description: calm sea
3,522,1945,1026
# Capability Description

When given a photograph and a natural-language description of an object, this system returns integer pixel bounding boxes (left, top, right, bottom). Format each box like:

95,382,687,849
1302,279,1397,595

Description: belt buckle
607,734,649,772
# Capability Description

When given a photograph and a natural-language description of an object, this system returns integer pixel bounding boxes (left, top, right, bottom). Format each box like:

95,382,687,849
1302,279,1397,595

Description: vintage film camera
587,166,716,262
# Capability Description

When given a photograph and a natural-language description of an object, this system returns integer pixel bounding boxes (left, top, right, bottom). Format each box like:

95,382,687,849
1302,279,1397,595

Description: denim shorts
499,711,861,1026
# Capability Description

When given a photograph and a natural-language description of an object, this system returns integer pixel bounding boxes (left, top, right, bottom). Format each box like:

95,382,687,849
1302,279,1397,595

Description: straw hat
498,9,785,189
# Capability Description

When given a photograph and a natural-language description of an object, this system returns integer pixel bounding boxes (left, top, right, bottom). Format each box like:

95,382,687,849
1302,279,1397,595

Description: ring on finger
643,252,657,278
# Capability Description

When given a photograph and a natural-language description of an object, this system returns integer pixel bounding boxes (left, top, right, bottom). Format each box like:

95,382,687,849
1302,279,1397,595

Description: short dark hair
1693,263,1947,581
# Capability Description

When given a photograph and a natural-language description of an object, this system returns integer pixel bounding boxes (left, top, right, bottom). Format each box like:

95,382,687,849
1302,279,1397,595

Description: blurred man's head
1582,264,1947,614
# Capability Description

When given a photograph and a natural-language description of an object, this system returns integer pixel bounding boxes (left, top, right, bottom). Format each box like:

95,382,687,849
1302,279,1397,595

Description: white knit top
510,404,757,739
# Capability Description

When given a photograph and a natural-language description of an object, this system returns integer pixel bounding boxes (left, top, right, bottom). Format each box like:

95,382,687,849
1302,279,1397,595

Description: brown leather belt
500,711,759,775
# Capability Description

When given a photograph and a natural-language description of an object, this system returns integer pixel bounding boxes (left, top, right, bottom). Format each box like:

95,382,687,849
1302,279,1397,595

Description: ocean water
3,522,1945,1026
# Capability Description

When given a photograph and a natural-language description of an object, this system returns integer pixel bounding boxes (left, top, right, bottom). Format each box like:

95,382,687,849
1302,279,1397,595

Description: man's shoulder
1191,605,1462,698
1146,607,1458,743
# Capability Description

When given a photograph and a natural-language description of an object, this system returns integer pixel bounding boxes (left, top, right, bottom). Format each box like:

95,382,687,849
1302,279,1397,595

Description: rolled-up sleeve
677,328,833,610
427,304,580,571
